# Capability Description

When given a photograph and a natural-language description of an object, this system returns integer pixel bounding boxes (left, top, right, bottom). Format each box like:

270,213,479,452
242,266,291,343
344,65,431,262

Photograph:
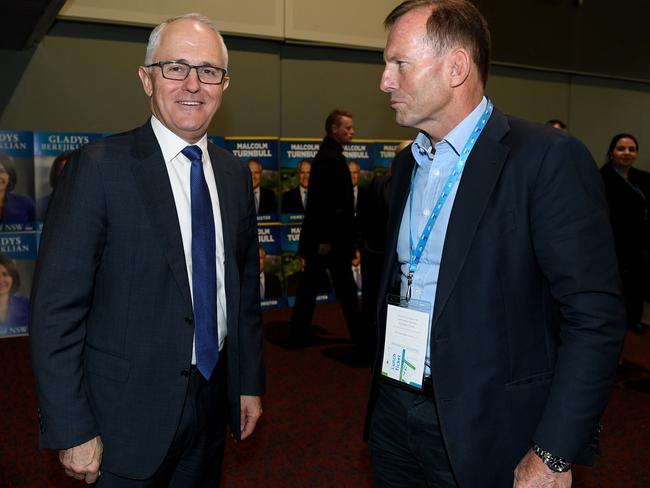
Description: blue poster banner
258,224,284,309
34,131,102,220
373,140,403,172
279,138,320,223
0,131,36,232
227,137,279,222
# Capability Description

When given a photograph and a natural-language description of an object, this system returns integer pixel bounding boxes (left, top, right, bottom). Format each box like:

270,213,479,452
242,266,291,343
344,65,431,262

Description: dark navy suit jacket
30,121,265,479
365,109,626,486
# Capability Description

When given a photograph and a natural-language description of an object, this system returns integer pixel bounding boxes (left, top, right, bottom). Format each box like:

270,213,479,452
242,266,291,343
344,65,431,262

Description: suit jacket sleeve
529,136,625,461
29,147,105,449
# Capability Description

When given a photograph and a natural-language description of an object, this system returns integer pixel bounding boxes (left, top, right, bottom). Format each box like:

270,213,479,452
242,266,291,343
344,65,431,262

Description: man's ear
221,76,230,91
138,66,153,97
448,48,471,88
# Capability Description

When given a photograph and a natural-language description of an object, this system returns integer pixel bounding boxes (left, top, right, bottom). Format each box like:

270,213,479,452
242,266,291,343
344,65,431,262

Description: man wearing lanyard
365,1,625,487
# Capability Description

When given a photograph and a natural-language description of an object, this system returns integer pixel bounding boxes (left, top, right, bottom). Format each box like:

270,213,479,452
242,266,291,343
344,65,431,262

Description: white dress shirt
150,116,228,362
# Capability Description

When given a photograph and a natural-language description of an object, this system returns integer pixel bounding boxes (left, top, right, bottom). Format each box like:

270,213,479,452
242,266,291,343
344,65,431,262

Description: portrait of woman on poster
0,153,36,223
0,254,29,327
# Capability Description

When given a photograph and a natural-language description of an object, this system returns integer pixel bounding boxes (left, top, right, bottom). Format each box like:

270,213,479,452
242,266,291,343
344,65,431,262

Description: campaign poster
0,232,37,337
33,131,102,222
0,131,36,232
278,138,320,223
343,140,375,189
281,223,333,307
257,223,284,309
373,140,404,177
226,137,279,223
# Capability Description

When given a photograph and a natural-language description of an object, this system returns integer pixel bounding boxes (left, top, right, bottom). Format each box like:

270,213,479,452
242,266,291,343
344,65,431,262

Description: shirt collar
411,96,488,166
150,115,209,163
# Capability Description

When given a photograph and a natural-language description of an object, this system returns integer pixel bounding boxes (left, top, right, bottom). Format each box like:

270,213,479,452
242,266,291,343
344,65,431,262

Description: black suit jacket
257,187,277,215
298,136,355,259
281,186,305,214
29,121,265,479
366,109,625,486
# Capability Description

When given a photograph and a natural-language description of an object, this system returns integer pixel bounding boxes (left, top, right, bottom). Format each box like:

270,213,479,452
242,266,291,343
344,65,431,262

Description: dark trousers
369,383,458,488
621,268,646,327
97,355,228,487
290,253,360,344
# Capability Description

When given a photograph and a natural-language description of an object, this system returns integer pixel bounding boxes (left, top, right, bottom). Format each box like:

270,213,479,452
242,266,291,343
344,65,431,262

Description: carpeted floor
1,303,649,487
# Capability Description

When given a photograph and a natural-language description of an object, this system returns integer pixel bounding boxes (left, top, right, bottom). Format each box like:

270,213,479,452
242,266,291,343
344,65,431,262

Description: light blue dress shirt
396,97,488,374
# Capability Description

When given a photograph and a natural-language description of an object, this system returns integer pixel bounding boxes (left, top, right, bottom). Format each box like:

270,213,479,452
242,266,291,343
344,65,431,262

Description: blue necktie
182,145,218,380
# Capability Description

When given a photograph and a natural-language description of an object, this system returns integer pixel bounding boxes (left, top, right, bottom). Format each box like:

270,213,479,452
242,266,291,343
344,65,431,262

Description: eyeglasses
146,61,228,85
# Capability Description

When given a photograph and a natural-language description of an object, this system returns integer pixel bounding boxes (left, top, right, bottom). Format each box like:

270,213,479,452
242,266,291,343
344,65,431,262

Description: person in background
30,13,264,486
601,133,650,335
546,119,568,132
281,159,311,214
365,1,625,486
290,110,361,348
360,139,412,363
0,153,36,224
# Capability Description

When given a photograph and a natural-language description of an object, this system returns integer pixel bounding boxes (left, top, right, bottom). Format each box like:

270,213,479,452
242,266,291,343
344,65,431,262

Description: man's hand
240,395,263,440
514,449,571,487
59,435,103,484
317,243,332,255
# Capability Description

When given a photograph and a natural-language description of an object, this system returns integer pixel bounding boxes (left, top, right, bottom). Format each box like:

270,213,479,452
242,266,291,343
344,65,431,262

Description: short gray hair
144,13,229,69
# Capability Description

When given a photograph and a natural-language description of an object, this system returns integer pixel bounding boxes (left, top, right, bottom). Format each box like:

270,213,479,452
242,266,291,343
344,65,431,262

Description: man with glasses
30,13,264,487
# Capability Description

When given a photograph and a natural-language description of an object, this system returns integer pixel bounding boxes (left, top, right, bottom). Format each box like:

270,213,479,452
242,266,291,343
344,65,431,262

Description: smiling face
610,137,638,170
0,264,13,296
380,7,455,135
138,18,229,143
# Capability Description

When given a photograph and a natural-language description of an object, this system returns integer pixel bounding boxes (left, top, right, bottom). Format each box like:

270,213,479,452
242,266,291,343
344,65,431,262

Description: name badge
381,295,431,389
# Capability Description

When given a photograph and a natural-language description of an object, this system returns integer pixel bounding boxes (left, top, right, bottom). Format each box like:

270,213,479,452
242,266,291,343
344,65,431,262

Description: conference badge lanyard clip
381,99,494,391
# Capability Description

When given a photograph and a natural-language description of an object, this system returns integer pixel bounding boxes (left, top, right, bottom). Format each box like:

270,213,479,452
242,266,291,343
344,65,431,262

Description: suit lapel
431,110,510,326
131,122,193,311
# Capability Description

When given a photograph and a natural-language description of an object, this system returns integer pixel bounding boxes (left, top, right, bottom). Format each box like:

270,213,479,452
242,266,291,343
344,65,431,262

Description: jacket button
184,316,193,325
180,369,190,377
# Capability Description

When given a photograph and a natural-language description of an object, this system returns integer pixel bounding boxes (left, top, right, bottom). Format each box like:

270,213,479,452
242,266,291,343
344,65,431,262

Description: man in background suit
281,159,310,214
365,1,625,487
248,159,277,214
290,110,361,347
30,13,264,487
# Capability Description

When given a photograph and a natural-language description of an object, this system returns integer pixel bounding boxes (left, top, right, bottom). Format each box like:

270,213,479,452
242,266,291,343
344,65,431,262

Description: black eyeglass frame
145,61,228,85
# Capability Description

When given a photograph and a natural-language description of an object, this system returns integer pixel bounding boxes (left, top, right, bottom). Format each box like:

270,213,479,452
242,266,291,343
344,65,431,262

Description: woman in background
601,133,650,334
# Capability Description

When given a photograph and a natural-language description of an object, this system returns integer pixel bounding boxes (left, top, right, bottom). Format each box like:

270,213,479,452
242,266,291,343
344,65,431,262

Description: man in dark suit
290,110,361,346
29,13,264,487
281,159,310,214
248,159,277,215
259,247,283,300
365,2,625,487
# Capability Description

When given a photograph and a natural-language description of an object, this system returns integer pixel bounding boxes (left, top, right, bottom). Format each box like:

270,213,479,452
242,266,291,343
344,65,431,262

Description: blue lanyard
406,99,493,301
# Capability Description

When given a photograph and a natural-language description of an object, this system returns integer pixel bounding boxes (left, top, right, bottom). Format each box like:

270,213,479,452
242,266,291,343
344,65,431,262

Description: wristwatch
532,443,572,473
